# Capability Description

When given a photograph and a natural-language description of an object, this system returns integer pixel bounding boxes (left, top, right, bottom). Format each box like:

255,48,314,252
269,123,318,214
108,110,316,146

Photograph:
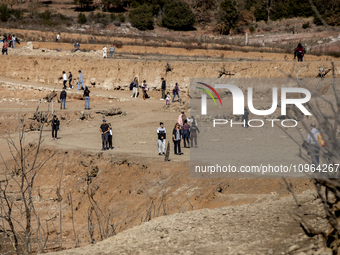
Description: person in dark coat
60,88,67,109
51,115,60,139
161,78,166,100
172,123,183,155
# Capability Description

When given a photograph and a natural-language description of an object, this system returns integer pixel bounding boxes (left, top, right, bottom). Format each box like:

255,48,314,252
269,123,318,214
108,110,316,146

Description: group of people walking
1,34,20,55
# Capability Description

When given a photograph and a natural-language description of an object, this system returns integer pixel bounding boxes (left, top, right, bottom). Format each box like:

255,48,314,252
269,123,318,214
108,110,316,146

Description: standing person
161,78,166,100
182,119,190,148
166,92,171,105
84,86,90,110
294,43,305,62
11,35,15,48
157,122,166,155
172,123,183,155
306,123,321,167
141,80,147,100
109,44,115,59
77,70,85,90
130,77,138,98
60,88,67,109
177,111,186,127
62,71,67,89
68,71,73,89
108,123,113,149
102,45,107,58
56,33,60,42
172,83,180,102
242,108,249,128
2,40,8,55
74,41,80,52
190,117,199,148
51,115,60,140
100,119,109,150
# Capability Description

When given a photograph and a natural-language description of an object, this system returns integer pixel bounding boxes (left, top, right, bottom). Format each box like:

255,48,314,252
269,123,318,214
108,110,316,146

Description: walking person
190,117,199,148
102,45,107,58
2,40,8,55
172,83,180,102
62,71,67,89
8,35,12,47
100,119,110,150
12,35,16,48
84,86,90,110
306,123,322,167
74,41,80,52
177,111,186,127
130,77,138,98
108,123,114,149
51,115,60,140
109,44,115,59
60,88,66,109
161,78,166,100
182,119,190,148
141,80,147,100
68,71,73,89
242,108,249,128
56,33,60,42
77,70,85,90
157,122,166,155
172,123,183,155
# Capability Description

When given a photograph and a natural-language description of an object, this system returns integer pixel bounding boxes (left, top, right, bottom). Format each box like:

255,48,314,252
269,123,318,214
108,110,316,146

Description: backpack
317,133,326,147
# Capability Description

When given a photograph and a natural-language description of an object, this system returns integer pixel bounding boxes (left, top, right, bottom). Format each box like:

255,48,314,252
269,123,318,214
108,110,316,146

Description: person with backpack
172,83,180,102
130,77,138,98
157,122,166,155
294,43,305,62
60,88,67,109
306,123,323,166
84,87,90,110
51,115,60,139
172,123,183,155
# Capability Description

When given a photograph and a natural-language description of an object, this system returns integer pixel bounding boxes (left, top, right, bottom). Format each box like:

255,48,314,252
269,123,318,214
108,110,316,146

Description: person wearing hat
77,70,85,90
100,119,110,150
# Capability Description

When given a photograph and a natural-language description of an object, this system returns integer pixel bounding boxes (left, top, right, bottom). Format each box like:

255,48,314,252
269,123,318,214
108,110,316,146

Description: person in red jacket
294,43,305,62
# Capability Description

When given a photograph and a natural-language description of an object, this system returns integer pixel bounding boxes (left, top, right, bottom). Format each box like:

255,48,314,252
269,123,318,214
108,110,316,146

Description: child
108,123,113,149
166,92,171,105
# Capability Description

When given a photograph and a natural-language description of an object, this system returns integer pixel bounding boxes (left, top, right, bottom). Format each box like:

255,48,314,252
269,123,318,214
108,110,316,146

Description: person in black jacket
51,115,60,139
100,119,110,150
60,88,66,109
242,108,249,128
161,78,166,100
84,87,90,110
172,123,183,155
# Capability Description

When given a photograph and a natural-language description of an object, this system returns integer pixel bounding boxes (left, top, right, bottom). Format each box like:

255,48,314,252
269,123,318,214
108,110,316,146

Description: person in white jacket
306,123,321,166
62,71,67,89
102,46,107,58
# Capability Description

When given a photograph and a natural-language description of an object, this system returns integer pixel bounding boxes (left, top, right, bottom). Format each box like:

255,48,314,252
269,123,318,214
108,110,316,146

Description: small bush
110,13,116,21
162,2,195,30
249,26,254,33
40,10,52,20
118,13,125,22
0,4,11,22
302,21,309,29
78,12,87,24
113,40,123,48
129,4,154,30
